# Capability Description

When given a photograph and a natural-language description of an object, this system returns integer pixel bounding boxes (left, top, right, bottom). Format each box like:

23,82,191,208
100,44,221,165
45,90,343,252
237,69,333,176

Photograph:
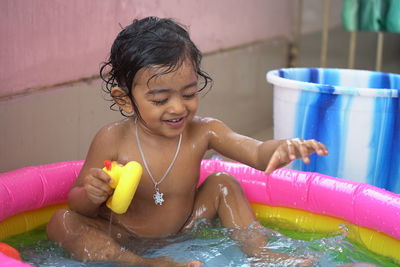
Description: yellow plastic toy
102,160,142,214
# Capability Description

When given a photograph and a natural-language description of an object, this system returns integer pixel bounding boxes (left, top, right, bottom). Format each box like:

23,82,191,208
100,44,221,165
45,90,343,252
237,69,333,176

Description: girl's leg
182,172,266,254
182,172,313,266
46,209,201,267
182,172,256,230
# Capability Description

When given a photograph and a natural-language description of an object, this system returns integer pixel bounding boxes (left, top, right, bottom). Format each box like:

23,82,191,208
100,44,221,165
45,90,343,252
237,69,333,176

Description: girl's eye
151,99,168,105
183,92,198,99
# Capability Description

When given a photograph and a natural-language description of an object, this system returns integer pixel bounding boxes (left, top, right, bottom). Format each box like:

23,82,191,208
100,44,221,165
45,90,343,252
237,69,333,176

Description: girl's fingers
83,168,114,203
265,150,290,174
304,139,328,156
94,178,113,193
292,138,310,164
90,168,112,184
286,139,296,160
85,184,110,204
265,151,280,174
266,138,328,174
86,182,112,197
315,139,328,155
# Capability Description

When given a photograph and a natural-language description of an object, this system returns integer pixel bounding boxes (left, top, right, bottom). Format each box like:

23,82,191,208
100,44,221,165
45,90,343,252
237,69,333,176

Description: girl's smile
131,59,200,138
163,117,186,128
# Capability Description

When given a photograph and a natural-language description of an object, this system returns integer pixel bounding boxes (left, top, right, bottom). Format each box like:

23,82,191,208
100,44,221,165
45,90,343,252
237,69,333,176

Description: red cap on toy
104,160,112,171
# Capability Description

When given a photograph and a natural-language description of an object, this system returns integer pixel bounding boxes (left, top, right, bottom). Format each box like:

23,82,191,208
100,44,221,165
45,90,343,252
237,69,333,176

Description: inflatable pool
1,160,399,266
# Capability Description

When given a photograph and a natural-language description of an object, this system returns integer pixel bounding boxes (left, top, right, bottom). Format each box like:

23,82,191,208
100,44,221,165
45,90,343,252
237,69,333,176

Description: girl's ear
111,87,134,114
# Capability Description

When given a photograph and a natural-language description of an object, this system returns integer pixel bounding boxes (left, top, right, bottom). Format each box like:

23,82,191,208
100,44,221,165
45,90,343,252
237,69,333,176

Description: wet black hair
100,16,213,117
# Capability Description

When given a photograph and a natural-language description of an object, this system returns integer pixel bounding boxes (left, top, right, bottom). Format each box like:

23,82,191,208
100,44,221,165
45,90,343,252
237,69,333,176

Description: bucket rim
266,68,399,98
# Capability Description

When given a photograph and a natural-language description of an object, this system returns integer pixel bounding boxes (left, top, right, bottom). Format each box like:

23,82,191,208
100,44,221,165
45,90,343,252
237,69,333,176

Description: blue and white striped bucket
267,68,400,193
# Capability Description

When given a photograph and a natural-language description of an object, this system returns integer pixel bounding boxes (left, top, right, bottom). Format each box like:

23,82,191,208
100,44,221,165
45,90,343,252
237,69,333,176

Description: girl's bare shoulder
186,116,230,145
93,118,133,144
83,118,134,165
190,116,224,129
190,116,229,134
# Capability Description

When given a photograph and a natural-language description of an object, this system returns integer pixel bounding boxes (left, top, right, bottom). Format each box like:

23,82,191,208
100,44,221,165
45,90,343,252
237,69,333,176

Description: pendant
153,189,165,205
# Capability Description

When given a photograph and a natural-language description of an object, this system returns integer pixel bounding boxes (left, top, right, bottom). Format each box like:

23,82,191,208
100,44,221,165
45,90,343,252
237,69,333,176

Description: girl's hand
83,168,114,205
264,138,328,174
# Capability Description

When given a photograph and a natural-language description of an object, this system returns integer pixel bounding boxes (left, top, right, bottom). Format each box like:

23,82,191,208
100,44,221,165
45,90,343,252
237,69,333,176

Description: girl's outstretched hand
264,138,328,174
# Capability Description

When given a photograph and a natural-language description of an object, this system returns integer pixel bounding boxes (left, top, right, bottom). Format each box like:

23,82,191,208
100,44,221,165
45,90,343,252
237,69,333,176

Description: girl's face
132,59,200,138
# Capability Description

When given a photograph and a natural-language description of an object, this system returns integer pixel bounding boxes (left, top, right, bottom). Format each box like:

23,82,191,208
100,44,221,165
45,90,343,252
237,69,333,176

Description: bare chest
115,135,206,197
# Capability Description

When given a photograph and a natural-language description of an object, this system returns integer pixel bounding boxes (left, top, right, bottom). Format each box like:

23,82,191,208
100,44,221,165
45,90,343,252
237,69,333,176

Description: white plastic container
267,68,400,193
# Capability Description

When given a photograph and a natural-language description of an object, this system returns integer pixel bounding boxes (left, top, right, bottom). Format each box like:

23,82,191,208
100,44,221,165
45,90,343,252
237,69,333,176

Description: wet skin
47,59,328,267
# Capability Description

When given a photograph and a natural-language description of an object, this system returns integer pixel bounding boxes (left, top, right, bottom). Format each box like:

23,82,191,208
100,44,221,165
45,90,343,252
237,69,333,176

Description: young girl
47,17,328,267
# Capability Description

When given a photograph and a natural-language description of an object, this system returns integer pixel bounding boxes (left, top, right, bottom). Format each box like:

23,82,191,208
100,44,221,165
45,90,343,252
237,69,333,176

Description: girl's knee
207,172,243,193
205,172,255,228
47,208,69,241
46,208,81,242
47,209,70,228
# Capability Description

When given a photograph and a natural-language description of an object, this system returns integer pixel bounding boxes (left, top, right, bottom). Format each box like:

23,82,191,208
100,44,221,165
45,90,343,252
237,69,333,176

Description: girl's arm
68,126,117,217
204,118,327,173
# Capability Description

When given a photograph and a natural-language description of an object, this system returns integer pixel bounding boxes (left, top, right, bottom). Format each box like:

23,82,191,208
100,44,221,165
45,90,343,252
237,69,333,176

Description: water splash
4,222,397,267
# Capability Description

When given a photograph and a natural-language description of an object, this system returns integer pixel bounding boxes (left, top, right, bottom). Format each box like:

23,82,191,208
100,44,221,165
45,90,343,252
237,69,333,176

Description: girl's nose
167,96,186,114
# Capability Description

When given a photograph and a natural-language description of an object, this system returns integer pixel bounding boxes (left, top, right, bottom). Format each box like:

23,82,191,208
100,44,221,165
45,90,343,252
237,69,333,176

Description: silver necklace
135,119,182,205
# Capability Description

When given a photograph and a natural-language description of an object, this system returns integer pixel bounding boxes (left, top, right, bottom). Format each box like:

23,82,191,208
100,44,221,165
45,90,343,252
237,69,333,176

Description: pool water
3,222,398,267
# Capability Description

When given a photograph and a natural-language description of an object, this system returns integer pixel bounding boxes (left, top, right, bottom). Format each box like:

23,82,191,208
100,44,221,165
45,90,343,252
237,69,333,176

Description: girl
47,17,328,267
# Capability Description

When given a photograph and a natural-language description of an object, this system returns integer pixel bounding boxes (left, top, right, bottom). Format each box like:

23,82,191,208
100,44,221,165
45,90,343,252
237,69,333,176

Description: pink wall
0,0,292,98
